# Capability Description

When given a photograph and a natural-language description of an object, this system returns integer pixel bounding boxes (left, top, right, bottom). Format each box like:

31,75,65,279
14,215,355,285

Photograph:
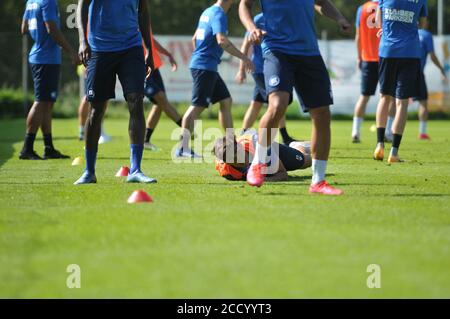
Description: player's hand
248,28,266,44
145,51,155,79
242,57,255,73
168,55,178,72
338,18,352,34
78,41,91,66
71,51,81,66
441,70,448,81
357,58,362,70
235,69,246,84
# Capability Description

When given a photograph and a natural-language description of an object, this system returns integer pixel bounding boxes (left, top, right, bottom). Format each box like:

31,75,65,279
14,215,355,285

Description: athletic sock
43,134,54,150
390,134,402,156
252,143,269,166
279,127,292,144
23,133,36,152
176,119,182,127
79,126,84,135
386,116,394,137
312,159,327,185
376,127,385,146
130,144,144,174
85,148,97,175
352,117,363,137
419,120,427,135
145,128,154,143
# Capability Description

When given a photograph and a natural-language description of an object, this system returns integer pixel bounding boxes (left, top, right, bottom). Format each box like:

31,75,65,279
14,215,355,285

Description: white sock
79,126,84,134
386,116,394,137
101,125,106,137
252,143,269,166
352,117,363,137
419,121,427,135
312,159,327,185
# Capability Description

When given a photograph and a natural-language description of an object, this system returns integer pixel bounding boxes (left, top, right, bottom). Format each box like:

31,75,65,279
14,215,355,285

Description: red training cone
116,166,130,177
127,190,153,204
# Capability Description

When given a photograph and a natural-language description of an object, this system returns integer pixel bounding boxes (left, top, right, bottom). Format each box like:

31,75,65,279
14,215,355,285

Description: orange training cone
127,190,153,204
116,166,130,177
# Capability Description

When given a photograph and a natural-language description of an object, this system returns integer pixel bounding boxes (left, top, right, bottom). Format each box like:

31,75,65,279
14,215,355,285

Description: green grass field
0,116,449,298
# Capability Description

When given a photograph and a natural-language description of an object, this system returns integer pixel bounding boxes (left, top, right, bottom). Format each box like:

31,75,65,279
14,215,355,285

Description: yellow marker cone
370,124,377,132
72,157,84,166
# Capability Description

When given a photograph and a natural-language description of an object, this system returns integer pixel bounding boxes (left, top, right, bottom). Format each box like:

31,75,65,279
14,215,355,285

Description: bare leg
78,95,89,128
257,92,289,148
126,93,145,145
392,98,409,135
242,100,263,130
26,101,45,135
352,95,370,139
180,106,204,152
40,102,54,135
152,92,182,124
218,97,233,135
146,104,163,130
418,100,429,137
85,101,107,151
310,106,331,161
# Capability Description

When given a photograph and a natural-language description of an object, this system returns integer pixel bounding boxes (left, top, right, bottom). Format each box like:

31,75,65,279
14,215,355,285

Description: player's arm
375,5,382,29
430,52,447,79
355,27,362,69
315,0,351,34
192,30,197,50
45,21,79,64
139,0,154,73
239,0,265,43
77,0,91,66
153,38,177,71
21,19,28,35
235,36,252,84
265,162,288,182
216,33,254,73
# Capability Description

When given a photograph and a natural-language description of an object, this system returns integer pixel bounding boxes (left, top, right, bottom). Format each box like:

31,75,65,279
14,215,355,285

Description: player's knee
126,93,144,114
220,97,232,110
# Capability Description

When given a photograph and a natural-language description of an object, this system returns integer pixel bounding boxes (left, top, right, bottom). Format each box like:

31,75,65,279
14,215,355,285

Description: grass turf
0,117,449,298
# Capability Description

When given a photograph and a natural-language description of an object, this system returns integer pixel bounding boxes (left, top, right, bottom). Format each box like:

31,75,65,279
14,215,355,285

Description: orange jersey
356,1,381,62
143,29,163,70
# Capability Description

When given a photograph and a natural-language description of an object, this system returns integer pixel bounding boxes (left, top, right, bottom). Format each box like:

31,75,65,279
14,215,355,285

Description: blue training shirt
190,5,228,72
88,0,143,52
246,13,265,74
418,29,434,70
379,0,428,58
259,0,320,56
23,0,61,65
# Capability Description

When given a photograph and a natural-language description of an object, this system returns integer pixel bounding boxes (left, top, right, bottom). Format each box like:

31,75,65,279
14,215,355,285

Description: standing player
75,0,155,185
352,0,381,143
176,0,254,158
235,13,296,146
144,33,182,151
20,0,79,160
413,20,447,140
239,0,351,195
373,0,428,163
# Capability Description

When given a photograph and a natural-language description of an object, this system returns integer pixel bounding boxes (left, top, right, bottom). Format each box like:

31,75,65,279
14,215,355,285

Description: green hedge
0,88,33,118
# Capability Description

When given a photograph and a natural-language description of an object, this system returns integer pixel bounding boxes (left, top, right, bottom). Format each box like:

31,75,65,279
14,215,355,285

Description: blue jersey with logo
247,14,265,74
418,29,434,70
379,0,428,58
259,0,320,56
23,0,61,64
190,5,228,72
88,0,142,52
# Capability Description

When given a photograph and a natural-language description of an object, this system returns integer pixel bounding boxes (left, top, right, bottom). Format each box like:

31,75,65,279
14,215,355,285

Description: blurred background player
75,0,156,185
373,0,428,163
20,0,80,160
176,0,254,158
144,31,182,151
213,132,311,182
77,65,111,144
352,0,381,143
239,0,350,195
235,13,296,146
413,20,447,140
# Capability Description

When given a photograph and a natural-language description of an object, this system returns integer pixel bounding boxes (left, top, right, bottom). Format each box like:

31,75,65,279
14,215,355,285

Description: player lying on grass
213,131,311,182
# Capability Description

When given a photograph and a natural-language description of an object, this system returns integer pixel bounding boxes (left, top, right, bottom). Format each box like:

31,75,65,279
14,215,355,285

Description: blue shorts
361,61,379,96
30,64,60,102
412,71,428,101
263,51,333,112
379,57,421,99
86,46,146,102
252,73,268,103
144,69,165,103
190,69,231,107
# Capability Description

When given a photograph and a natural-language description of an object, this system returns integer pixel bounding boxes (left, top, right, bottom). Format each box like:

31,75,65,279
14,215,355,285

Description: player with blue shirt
413,20,447,140
239,0,351,195
373,0,428,163
176,0,254,158
75,0,155,185
20,0,80,160
235,13,296,146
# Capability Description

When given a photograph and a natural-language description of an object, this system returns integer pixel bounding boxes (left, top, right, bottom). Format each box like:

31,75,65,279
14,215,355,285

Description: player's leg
20,100,44,160
213,75,233,137
78,95,89,140
178,106,204,157
145,104,163,149
418,100,429,139
40,100,69,159
388,97,408,162
352,95,370,142
385,99,396,143
242,100,263,132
